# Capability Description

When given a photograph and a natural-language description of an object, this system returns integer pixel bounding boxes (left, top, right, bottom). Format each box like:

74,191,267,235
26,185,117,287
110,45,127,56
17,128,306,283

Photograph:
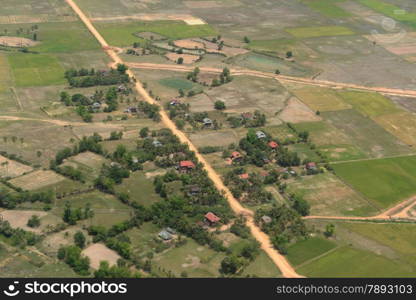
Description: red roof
239,173,250,179
180,161,195,168
231,151,242,159
205,212,220,223
268,141,279,149
306,162,317,168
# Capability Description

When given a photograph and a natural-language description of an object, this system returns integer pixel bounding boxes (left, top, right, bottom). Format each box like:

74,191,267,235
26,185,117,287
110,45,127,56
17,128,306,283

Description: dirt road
126,62,416,98
65,0,301,278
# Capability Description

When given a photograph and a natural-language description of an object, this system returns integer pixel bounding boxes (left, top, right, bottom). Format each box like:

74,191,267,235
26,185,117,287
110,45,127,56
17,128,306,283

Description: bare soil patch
184,1,222,8
70,151,107,168
174,39,205,49
9,170,65,190
0,36,38,47
0,155,33,178
165,53,200,64
82,243,121,269
0,210,47,233
278,97,321,123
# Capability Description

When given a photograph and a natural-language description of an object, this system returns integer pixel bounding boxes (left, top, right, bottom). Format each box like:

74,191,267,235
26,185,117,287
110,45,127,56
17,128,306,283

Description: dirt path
126,62,416,98
305,196,416,221
65,0,301,278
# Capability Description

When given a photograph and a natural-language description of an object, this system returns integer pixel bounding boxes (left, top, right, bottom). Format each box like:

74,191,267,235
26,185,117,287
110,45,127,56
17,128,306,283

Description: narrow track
126,62,416,98
65,0,301,278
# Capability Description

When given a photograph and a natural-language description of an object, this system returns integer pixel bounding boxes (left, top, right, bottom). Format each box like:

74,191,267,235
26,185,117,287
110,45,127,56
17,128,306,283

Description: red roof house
305,162,317,170
230,151,242,161
179,161,195,172
268,141,279,149
239,173,250,180
205,212,220,225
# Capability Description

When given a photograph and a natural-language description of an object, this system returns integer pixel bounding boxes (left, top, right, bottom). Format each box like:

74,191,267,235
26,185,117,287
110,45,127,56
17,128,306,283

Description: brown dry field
0,155,33,178
278,97,322,123
82,243,121,269
90,14,206,25
174,39,205,49
183,1,222,8
165,52,200,64
0,36,38,47
70,151,107,168
9,170,65,190
0,210,47,233
0,15,77,24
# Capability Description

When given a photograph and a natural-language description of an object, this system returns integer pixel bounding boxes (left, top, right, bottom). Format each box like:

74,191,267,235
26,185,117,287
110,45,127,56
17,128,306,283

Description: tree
74,231,86,249
214,100,226,110
140,127,149,138
27,215,40,228
116,64,128,74
220,255,242,275
243,36,250,43
292,196,310,216
324,223,335,238
177,57,184,64
178,89,185,97
286,51,293,59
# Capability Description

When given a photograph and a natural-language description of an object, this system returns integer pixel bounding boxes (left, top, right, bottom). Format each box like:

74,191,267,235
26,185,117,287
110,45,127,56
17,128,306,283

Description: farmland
0,0,416,280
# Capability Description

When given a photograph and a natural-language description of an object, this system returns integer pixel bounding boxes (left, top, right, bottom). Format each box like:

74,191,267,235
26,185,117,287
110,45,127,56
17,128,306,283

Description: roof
306,162,317,168
231,151,242,159
152,140,162,147
205,212,220,223
203,118,213,124
241,112,253,119
239,173,250,179
268,141,279,148
180,160,195,168
261,215,272,223
256,131,266,138
158,230,173,240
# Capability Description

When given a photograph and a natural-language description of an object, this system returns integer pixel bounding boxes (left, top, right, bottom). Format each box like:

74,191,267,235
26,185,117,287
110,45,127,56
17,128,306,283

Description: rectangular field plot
285,26,355,38
323,109,412,158
94,21,217,47
375,112,416,146
7,53,65,87
9,170,65,190
0,155,33,178
337,90,402,118
287,237,338,266
332,156,416,208
301,0,351,18
287,173,378,216
291,87,351,112
297,246,416,277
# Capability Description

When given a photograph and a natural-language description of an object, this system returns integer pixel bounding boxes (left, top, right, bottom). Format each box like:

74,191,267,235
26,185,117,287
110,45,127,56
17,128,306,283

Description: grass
302,0,350,17
7,53,65,87
358,0,416,29
287,143,321,162
285,26,355,38
0,22,100,53
322,109,412,158
115,171,163,207
337,90,402,118
375,111,416,146
287,237,337,266
153,239,225,277
95,21,217,47
332,156,416,208
291,86,350,112
159,77,196,90
242,251,281,277
287,172,378,216
297,246,415,277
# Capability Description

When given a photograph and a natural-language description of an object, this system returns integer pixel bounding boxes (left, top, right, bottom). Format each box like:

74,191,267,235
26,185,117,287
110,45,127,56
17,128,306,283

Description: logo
370,7,408,44
4,281,20,297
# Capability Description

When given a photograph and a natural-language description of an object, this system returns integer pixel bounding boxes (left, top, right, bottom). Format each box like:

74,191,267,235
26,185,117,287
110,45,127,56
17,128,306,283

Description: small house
204,212,220,226
179,160,196,173
261,215,272,224
239,173,250,180
305,162,317,170
152,140,163,147
188,185,201,196
202,118,213,127
241,112,253,120
170,99,181,106
268,141,279,149
230,151,242,162
256,131,266,139
166,227,176,235
158,230,173,241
